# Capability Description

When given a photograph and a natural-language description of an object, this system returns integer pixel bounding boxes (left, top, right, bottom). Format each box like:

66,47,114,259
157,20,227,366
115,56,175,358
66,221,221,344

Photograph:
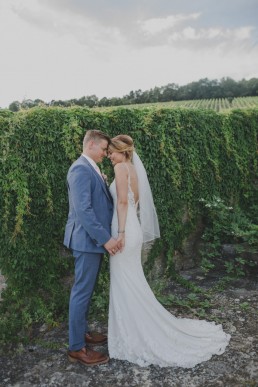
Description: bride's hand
117,234,125,253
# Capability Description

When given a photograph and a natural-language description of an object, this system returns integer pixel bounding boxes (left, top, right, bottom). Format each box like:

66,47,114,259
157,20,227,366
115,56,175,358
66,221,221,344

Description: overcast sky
0,0,258,108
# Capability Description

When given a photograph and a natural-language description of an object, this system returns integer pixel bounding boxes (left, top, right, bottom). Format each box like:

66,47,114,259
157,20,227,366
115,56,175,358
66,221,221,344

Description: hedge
0,106,257,337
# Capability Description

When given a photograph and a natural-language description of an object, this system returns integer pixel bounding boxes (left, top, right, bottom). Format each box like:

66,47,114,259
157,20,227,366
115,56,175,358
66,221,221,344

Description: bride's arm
114,163,128,251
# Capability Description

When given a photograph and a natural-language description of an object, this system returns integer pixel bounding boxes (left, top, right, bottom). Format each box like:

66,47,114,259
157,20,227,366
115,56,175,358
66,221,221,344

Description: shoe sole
68,355,109,366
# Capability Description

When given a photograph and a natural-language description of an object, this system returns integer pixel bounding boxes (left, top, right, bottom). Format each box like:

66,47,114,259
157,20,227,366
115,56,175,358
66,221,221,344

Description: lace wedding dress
108,174,230,368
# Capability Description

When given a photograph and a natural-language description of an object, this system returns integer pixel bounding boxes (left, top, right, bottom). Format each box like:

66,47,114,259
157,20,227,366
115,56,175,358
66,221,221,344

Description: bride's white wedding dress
108,173,230,368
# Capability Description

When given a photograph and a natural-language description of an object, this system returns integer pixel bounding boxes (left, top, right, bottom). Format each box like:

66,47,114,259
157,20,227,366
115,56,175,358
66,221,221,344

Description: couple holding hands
64,130,230,368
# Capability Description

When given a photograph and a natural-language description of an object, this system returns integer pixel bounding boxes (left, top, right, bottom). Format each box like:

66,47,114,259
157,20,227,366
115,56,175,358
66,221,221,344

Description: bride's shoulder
114,163,129,182
114,162,128,173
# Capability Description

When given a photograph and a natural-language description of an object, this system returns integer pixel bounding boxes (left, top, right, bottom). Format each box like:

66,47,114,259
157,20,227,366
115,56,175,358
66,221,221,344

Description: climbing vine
0,106,257,341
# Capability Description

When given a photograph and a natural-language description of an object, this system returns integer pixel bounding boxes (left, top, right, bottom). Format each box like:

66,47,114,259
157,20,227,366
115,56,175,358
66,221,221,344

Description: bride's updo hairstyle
109,135,134,161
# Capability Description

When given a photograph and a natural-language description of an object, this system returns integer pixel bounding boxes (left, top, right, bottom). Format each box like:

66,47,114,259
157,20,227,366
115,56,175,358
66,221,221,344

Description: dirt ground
0,268,258,387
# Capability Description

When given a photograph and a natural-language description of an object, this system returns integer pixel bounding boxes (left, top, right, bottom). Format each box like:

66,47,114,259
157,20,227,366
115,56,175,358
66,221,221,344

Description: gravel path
0,269,258,387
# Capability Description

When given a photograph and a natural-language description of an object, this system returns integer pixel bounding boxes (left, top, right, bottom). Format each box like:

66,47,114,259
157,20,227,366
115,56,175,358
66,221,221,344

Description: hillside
95,96,258,112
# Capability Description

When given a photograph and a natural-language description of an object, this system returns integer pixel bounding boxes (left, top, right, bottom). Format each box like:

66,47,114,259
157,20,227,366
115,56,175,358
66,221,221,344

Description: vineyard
97,96,258,112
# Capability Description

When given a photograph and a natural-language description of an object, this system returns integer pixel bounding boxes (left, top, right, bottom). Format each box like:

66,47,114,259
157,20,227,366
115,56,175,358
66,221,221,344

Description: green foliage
0,109,14,118
239,302,250,310
199,196,258,278
0,278,70,344
150,276,212,319
0,106,257,341
89,255,110,321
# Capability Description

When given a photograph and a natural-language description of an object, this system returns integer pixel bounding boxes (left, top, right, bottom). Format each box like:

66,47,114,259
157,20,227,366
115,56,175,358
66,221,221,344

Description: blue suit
64,155,113,350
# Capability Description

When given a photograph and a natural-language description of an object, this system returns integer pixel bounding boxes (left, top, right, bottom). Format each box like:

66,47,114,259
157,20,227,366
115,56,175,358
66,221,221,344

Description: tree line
7,76,258,112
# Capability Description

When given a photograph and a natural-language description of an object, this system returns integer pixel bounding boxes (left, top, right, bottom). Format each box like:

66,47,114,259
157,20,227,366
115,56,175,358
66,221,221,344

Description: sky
0,0,258,108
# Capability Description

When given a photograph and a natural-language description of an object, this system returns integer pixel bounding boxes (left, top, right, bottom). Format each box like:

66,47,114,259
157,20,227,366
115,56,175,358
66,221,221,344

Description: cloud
12,0,257,54
39,0,258,33
167,26,255,48
0,0,257,108
140,13,201,36
135,12,255,52
11,0,125,53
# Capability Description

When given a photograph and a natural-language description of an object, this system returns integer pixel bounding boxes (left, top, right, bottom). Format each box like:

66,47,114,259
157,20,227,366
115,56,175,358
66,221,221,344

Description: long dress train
108,176,230,368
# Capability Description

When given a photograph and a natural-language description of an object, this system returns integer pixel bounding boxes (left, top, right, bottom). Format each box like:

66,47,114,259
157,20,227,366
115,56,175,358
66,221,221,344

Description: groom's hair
83,130,111,148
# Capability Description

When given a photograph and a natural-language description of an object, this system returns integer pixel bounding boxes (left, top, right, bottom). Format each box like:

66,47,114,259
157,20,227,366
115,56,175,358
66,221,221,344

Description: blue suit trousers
69,250,102,351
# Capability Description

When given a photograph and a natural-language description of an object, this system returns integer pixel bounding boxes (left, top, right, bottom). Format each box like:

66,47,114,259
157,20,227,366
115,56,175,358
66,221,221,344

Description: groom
64,129,118,366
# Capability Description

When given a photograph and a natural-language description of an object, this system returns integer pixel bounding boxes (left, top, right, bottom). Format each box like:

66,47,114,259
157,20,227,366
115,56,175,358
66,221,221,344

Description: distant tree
238,79,250,97
209,79,223,99
9,101,21,112
220,77,240,98
149,87,161,102
248,78,258,96
160,83,179,101
6,76,258,110
84,95,98,107
21,99,37,109
109,97,123,106
51,99,68,107
34,99,45,106
134,89,144,104
98,97,111,107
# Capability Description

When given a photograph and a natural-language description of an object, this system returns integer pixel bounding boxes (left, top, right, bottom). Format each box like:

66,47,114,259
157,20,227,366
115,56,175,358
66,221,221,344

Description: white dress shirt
82,153,103,179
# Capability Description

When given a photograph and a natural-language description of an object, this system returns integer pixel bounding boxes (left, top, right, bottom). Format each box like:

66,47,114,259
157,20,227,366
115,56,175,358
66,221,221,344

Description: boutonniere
101,173,109,185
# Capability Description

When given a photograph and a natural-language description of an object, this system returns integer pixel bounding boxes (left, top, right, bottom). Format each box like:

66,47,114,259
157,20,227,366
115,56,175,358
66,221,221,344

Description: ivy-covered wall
0,106,257,335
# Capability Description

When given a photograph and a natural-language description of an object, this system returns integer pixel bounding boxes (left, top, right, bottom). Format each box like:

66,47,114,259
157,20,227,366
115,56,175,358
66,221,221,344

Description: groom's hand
104,238,119,255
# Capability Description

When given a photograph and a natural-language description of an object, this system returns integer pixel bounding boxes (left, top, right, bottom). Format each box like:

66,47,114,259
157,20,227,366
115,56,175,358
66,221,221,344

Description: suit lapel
98,174,113,202
103,178,113,202
80,156,113,202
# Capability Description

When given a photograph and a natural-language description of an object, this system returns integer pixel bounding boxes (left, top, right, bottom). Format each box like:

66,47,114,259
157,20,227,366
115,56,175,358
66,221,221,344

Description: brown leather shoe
85,331,107,346
68,346,109,366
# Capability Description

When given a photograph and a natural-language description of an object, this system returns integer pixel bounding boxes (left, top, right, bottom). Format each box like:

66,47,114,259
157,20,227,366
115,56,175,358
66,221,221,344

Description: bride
107,134,230,368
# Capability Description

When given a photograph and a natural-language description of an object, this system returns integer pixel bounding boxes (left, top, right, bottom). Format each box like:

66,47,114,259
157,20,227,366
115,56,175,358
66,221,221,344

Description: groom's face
90,139,108,163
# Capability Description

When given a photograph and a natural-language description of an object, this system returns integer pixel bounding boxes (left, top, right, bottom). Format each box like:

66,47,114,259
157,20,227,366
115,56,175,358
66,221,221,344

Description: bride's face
108,150,125,166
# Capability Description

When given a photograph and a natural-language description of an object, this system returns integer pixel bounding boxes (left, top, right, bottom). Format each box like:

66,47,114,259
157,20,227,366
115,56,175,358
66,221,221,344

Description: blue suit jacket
63,155,113,253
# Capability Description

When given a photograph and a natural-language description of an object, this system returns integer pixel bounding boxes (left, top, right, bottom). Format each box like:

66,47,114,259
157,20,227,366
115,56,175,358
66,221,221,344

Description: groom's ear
88,140,94,149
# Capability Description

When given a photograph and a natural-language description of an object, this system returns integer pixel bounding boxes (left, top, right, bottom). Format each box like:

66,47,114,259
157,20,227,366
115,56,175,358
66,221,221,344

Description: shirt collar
81,153,98,170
